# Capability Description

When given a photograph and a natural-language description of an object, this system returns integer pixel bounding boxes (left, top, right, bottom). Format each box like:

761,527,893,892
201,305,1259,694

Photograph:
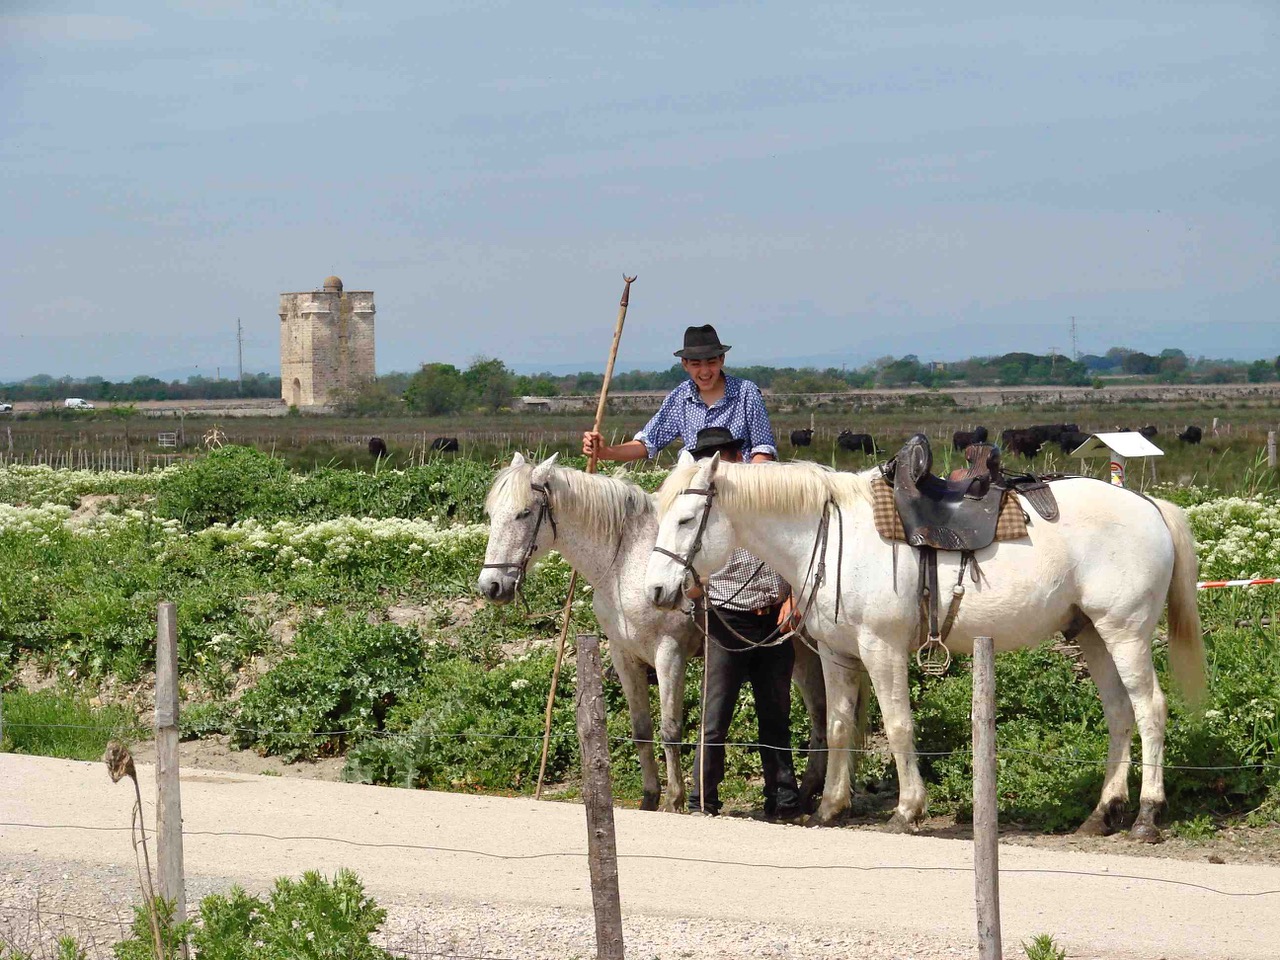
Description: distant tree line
7,348,1279,415
0,372,281,403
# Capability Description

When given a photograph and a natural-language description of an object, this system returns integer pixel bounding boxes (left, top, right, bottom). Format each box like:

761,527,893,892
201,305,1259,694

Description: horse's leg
1075,623,1136,836
813,655,862,825
653,638,688,812
1100,625,1168,843
861,642,926,831
613,650,662,811
791,637,828,813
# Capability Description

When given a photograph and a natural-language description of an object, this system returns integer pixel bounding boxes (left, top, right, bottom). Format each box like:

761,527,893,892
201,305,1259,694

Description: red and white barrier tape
1197,578,1279,590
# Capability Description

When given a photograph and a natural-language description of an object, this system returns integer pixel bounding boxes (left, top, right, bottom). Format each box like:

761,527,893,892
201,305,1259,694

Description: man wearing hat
582,324,777,463
681,426,803,821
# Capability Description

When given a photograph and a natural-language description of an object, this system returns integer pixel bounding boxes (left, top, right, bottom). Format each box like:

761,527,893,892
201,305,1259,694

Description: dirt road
1,754,1274,959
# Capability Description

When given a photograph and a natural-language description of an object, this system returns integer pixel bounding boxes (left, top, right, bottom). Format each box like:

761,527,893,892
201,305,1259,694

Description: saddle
881,434,1060,674
886,437,1004,551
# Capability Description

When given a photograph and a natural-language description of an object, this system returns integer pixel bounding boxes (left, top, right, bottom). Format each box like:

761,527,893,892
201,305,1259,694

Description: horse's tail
1153,497,1207,707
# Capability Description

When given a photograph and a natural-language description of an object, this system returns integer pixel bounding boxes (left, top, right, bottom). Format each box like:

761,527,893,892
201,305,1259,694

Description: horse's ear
531,452,559,484
677,450,696,468
510,451,526,467
697,451,721,481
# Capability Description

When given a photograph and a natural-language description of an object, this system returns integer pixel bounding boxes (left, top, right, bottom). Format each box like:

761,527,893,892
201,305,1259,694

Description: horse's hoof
659,798,684,814
1130,823,1163,844
886,812,920,834
639,791,660,812
1075,814,1110,837
1131,799,1164,843
809,805,845,827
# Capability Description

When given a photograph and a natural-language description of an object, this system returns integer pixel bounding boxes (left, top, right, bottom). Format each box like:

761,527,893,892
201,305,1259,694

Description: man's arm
741,382,779,461
582,433,648,461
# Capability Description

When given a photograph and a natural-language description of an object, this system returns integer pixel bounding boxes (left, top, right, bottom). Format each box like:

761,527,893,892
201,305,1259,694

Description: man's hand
777,594,799,630
582,430,605,458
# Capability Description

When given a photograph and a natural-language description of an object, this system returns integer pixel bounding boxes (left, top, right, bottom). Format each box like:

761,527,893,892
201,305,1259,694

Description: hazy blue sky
2,2,1276,381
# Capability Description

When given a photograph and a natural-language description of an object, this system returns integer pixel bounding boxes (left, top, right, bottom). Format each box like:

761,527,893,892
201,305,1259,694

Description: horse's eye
677,516,693,526
515,509,532,520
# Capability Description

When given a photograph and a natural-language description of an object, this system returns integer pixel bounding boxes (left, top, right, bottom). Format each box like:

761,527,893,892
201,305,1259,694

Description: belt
715,603,782,618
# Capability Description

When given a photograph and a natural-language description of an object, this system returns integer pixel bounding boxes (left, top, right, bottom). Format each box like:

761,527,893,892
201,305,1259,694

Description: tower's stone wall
279,278,375,408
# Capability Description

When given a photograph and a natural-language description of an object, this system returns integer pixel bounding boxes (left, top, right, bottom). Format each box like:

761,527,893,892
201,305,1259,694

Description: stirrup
916,635,952,676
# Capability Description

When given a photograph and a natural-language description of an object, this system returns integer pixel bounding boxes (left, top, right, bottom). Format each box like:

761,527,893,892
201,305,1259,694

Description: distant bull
431,437,460,453
836,430,875,455
790,428,814,447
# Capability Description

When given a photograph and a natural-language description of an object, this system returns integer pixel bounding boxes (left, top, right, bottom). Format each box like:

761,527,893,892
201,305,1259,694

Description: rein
657,479,844,655
481,480,558,601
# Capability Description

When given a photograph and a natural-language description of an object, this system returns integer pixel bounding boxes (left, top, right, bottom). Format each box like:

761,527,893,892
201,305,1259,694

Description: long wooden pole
535,275,636,799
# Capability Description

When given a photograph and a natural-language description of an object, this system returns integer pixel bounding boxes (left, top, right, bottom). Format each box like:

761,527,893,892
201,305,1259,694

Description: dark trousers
690,605,801,815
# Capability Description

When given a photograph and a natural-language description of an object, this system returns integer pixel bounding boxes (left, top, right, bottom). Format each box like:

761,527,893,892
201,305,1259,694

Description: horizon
0,343,1266,388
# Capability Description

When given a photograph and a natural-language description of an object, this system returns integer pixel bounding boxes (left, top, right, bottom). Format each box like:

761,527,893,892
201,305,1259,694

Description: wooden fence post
155,603,188,936
1268,431,1276,469
972,635,1001,960
574,634,625,960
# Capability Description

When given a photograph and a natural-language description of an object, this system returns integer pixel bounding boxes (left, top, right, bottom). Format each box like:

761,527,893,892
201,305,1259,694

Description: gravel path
3,754,1276,959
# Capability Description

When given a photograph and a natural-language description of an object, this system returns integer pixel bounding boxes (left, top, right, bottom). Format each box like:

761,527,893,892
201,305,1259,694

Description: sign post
1069,433,1163,489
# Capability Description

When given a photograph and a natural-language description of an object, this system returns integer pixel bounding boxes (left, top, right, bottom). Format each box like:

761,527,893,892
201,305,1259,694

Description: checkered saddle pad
870,476,1029,544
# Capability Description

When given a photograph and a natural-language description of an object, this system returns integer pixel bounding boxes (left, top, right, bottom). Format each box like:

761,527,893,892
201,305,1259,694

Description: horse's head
477,452,559,603
646,450,736,610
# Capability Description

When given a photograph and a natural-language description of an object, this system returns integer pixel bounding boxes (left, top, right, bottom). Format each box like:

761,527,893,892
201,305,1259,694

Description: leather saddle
883,435,1004,552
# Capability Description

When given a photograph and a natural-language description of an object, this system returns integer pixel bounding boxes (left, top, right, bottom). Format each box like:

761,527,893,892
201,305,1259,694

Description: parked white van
63,398,95,410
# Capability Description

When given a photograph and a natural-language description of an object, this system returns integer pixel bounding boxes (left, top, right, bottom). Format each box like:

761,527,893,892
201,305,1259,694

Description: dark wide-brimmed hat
674,324,732,360
687,426,745,459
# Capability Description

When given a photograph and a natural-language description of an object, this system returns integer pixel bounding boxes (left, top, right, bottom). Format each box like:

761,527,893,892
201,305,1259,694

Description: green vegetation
0,688,143,760
110,870,391,960
3,439,1280,834
1023,933,1067,960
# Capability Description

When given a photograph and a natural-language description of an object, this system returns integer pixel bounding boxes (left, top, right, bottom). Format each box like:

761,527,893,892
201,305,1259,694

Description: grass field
4,397,1278,494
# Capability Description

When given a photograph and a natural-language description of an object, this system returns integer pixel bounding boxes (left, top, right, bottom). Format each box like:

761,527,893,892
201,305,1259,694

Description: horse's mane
656,459,875,517
486,461,654,542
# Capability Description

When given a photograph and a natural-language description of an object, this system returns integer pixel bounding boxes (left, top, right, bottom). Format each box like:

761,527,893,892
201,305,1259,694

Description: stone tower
279,275,375,408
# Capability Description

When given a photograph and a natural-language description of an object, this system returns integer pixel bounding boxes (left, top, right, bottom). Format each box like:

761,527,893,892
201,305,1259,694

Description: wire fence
6,711,1280,960
2,818,1278,898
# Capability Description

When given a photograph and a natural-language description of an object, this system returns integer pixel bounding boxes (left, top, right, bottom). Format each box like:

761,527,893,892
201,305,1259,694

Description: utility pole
1049,346,1058,375
236,318,244,394
1070,317,1079,362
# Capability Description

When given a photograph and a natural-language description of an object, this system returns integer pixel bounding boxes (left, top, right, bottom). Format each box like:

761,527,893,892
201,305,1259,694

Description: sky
1,1,1276,382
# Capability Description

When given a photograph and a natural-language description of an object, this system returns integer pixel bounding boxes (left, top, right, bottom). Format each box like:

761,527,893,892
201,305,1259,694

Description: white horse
477,453,848,812
646,452,1206,840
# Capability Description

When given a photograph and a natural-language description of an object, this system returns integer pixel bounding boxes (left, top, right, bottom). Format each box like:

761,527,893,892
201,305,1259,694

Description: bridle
650,484,717,591
651,477,845,653
481,480,557,597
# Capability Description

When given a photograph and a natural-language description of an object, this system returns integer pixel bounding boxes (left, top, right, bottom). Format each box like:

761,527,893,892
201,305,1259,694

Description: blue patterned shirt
633,374,778,460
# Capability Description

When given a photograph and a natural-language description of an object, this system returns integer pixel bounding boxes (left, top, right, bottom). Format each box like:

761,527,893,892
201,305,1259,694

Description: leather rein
652,480,844,654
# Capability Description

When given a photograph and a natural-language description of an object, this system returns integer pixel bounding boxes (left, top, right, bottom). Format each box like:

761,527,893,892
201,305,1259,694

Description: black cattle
1138,425,1158,440
1057,430,1090,454
1177,425,1203,444
790,428,814,447
952,426,989,450
1000,428,1042,460
836,430,875,455
1026,423,1079,446
430,436,460,453
368,437,388,459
